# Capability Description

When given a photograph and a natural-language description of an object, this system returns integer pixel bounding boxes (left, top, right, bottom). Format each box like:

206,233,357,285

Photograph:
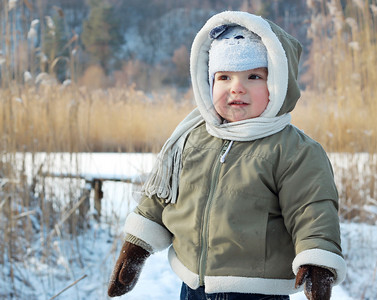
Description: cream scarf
142,110,291,204
143,11,291,203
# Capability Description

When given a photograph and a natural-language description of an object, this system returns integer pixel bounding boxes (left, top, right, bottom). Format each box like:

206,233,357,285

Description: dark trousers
180,283,290,300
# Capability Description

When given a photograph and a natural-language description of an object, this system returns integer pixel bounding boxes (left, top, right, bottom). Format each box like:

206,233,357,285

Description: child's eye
217,74,230,80
249,74,263,80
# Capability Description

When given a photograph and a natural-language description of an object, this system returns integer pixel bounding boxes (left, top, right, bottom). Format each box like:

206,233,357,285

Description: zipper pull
220,141,234,163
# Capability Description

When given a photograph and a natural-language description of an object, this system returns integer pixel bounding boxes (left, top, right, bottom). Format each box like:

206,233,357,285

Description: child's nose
231,79,246,94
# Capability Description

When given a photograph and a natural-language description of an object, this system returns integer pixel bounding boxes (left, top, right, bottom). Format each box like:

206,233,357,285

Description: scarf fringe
143,109,203,204
143,141,183,204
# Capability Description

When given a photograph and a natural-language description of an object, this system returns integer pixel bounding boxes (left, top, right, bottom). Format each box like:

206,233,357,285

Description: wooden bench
43,172,144,224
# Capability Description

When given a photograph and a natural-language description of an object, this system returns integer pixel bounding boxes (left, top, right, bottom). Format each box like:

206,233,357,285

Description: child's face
212,68,269,122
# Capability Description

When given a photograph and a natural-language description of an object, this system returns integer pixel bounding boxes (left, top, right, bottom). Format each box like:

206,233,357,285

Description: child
108,11,346,300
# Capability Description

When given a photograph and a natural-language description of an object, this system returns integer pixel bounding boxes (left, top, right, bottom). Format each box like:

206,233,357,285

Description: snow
1,153,376,299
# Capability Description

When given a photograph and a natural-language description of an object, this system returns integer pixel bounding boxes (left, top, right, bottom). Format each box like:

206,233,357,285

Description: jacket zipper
198,140,230,286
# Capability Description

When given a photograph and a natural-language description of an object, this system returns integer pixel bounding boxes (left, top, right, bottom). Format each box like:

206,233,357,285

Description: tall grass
291,0,377,224
0,81,194,297
0,83,194,153
292,0,377,153
1,1,377,298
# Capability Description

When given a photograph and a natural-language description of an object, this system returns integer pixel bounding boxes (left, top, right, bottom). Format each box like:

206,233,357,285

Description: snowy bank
1,153,376,299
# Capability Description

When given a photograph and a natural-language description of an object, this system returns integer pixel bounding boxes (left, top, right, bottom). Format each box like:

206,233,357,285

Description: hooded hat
191,11,302,120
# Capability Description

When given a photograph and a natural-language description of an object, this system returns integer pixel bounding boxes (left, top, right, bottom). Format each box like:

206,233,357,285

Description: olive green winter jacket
125,123,345,294
123,11,346,295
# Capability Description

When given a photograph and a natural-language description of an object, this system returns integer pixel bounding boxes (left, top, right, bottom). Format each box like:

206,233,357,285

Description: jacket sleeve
277,141,346,284
123,194,172,253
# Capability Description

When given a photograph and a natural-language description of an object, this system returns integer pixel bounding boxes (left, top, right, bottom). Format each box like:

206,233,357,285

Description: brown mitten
108,241,151,297
295,265,335,300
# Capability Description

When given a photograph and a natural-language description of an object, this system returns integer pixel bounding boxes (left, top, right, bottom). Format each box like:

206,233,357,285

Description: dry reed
292,0,377,223
0,84,194,153
292,0,377,153
1,1,377,297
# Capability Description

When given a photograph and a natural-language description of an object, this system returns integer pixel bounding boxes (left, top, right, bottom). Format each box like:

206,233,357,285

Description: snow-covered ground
1,153,376,299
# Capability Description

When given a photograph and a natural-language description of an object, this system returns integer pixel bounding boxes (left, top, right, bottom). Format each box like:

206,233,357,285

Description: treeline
1,0,309,90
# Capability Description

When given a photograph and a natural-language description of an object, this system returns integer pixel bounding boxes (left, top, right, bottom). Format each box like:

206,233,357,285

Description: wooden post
41,172,143,228
78,181,91,230
93,179,103,222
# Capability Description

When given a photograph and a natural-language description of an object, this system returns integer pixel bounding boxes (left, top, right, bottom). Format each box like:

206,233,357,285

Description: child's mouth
229,100,249,106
